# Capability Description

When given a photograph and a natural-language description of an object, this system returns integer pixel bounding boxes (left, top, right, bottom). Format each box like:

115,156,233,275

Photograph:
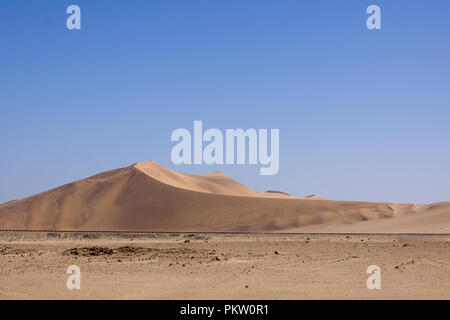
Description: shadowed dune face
0,161,449,233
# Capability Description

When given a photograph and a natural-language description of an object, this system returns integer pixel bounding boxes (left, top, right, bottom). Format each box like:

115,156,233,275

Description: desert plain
0,231,449,300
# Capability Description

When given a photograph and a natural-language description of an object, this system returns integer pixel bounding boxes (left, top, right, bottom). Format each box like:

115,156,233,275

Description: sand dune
0,161,448,233
304,194,327,200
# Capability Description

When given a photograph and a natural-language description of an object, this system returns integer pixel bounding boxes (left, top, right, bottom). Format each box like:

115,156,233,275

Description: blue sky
1,0,449,204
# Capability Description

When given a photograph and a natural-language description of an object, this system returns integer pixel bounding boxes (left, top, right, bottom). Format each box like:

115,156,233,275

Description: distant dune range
0,161,449,233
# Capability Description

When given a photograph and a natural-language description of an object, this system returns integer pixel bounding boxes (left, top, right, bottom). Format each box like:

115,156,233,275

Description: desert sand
0,161,449,233
1,164,449,300
0,231,448,300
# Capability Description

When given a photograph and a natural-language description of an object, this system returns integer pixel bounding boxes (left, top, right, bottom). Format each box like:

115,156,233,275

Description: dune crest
134,161,260,197
0,161,448,233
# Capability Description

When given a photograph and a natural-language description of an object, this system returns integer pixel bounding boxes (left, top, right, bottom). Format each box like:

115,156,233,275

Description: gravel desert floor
0,231,449,300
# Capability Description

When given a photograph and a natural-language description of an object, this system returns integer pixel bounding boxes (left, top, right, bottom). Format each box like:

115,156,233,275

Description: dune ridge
0,161,449,233
134,161,260,197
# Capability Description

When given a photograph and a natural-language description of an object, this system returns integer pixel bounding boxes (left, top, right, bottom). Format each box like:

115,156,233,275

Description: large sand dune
0,161,449,233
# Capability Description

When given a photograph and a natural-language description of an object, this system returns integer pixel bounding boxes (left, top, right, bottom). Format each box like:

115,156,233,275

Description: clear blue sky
1,0,449,204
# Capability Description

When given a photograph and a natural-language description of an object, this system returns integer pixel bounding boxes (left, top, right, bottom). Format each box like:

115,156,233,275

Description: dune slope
0,161,448,232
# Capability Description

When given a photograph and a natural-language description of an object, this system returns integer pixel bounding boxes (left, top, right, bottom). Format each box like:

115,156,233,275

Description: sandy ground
0,231,448,300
